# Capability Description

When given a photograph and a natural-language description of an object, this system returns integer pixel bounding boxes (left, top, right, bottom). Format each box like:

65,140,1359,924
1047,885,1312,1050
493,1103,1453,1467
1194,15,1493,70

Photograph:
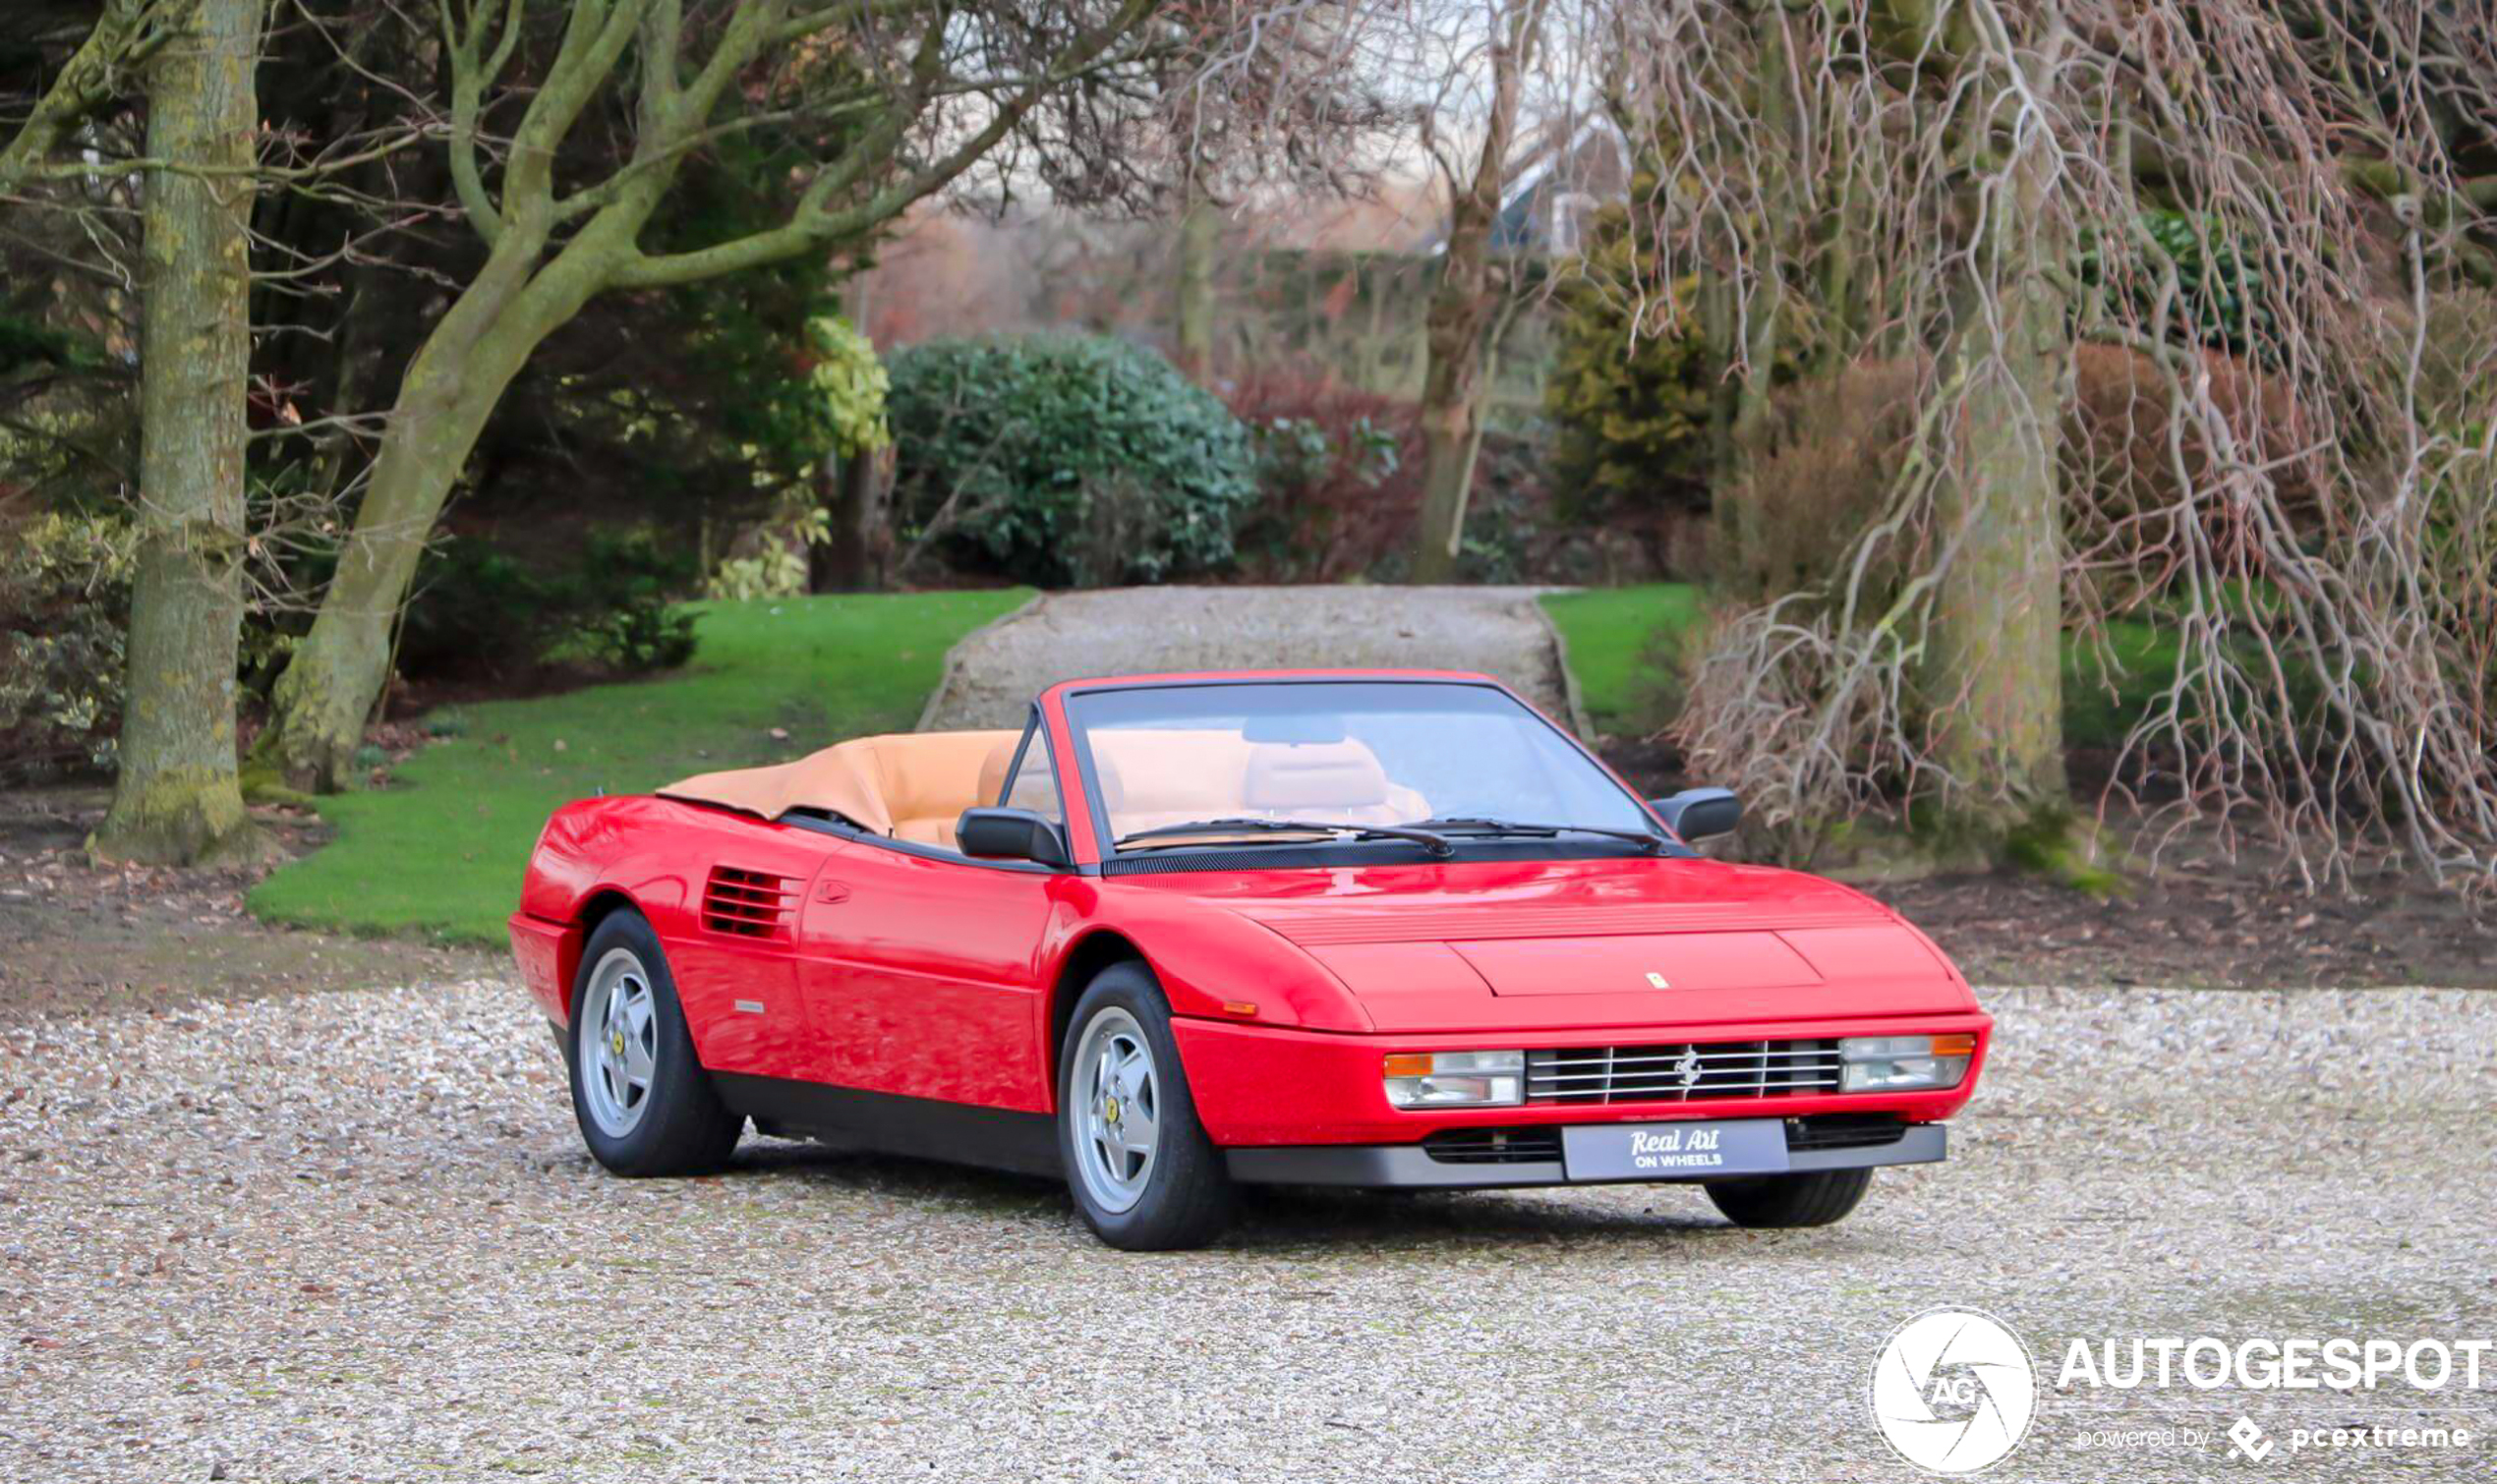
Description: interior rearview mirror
957,807,1072,867
1652,787,1742,841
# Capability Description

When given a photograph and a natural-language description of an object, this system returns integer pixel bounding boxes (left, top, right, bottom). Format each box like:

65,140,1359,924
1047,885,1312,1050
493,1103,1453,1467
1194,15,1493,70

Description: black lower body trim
710,1072,1062,1177
1227,1123,1947,1188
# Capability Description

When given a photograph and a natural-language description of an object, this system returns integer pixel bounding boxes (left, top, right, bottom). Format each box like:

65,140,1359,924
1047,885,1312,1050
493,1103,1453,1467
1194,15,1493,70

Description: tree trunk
816,445,894,592
1409,0,1542,584
1923,143,2069,834
1174,167,1218,381
91,0,268,866
259,234,607,791
816,275,892,591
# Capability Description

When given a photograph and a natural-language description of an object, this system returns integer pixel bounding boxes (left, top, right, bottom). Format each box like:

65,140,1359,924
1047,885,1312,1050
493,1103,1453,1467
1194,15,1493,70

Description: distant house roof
1418,112,1632,257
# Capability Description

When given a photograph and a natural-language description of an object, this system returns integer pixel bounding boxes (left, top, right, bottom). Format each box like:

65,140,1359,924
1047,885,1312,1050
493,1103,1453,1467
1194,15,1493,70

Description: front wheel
1704,1167,1873,1228
1057,964,1236,1250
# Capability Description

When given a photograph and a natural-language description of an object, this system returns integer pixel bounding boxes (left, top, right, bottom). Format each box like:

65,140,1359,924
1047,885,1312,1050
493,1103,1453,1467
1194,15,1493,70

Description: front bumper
1170,1011,1991,1146
1228,1120,1946,1188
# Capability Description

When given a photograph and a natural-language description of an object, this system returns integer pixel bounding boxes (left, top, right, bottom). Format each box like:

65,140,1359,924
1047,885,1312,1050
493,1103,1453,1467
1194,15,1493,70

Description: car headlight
1382,1050,1524,1108
1838,1034,1975,1092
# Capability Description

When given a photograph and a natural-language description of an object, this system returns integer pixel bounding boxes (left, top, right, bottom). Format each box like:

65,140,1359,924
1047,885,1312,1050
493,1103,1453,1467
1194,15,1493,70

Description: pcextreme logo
1871,1308,2039,1473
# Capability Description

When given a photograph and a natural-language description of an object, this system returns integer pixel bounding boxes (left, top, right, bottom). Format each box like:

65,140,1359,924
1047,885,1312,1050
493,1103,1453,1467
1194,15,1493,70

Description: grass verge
247,590,1030,945
1539,584,1702,735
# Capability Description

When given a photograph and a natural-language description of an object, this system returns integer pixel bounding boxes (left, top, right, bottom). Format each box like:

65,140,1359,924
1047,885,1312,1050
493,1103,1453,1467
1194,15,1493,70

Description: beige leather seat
870,731,1017,847
1088,732,1428,840
1088,730,1251,839
1243,741,1406,825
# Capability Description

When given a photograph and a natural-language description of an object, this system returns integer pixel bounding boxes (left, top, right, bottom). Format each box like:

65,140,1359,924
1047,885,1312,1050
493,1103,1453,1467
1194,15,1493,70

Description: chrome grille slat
1529,1071,1838,1086
1524,1040,1841,1105
1530,1083,1833,1100
1533,1052,1842,1069
1528,1058,1847,1079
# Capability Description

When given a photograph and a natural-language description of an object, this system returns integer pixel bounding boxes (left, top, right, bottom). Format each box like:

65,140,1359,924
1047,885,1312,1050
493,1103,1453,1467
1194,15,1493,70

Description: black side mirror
958,807,1072,867
1652,787,1742,841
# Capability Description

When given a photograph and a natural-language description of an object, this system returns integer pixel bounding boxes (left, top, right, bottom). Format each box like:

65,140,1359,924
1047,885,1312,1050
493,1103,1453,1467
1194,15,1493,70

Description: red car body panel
512,668,1992,1165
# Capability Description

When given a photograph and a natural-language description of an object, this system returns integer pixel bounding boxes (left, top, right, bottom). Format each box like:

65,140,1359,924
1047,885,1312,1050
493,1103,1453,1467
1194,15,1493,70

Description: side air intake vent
701,866,794,940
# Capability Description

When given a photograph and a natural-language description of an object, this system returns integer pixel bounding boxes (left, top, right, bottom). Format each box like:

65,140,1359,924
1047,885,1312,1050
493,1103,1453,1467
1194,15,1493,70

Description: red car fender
1038,879,1372,1037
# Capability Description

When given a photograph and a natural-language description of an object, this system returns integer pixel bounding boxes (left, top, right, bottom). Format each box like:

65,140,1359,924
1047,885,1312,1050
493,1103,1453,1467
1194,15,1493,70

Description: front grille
1422,1128,1564,1165
1526,1040,1842,1105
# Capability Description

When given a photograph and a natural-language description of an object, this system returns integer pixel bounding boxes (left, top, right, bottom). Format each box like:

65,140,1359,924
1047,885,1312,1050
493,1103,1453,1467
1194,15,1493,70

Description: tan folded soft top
662,730,1019,848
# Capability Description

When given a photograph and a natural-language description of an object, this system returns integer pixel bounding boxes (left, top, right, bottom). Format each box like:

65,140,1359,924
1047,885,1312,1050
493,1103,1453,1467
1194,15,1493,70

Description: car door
791,721,1065,1113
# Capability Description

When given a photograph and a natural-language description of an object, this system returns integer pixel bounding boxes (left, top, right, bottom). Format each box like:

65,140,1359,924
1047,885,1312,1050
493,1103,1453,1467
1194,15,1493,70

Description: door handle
813,879,851,904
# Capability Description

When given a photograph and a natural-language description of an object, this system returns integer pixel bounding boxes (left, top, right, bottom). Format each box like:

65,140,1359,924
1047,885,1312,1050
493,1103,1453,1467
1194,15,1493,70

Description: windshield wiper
1416,816,1669,854
1115,817,1455,858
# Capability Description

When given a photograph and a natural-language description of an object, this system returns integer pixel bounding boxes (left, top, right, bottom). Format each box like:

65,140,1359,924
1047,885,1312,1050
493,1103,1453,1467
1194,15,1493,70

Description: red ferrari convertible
510,670,1990,1249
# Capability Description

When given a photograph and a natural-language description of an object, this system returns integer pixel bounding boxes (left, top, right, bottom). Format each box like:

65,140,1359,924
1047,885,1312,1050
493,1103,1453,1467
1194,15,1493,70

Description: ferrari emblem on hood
1645,971,1671,989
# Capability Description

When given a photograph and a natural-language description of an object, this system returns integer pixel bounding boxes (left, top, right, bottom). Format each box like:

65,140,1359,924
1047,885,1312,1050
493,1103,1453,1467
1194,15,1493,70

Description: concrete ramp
916,586,1583,733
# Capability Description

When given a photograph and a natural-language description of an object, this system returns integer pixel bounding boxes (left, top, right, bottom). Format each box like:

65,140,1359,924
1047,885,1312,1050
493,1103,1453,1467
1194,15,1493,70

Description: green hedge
886,334,1256,587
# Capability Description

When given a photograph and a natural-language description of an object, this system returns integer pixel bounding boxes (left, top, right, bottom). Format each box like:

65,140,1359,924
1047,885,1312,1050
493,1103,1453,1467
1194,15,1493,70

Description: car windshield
1065,681,1660,852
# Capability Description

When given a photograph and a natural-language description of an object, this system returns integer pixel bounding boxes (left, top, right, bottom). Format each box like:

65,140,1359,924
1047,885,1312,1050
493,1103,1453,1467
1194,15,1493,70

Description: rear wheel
1704,1168,1873,1228
567,910,743,1176
1057,963,1235,1250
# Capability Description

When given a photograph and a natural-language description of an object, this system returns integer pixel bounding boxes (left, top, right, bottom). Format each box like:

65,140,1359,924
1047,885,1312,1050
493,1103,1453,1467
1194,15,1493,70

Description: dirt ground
0,787,498,1020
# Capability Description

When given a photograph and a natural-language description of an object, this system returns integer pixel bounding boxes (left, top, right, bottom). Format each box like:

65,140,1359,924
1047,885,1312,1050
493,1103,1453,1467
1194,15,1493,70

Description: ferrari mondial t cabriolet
509,670,1991,1249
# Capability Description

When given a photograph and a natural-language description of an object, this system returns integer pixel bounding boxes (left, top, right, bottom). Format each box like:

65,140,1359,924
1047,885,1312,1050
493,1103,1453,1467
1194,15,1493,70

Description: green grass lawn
1539,584,1702,735
1545,582,2187,750
248,590,1030,945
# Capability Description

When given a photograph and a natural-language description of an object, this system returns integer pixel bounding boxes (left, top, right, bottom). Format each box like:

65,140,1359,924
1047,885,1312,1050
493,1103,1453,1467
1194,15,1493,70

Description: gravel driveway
917,586,1579,730
5,980,2490,1482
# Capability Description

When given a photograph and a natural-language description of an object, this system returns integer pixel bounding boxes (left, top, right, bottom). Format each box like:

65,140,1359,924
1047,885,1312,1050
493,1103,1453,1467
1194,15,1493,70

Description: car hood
1123,855,1974,1033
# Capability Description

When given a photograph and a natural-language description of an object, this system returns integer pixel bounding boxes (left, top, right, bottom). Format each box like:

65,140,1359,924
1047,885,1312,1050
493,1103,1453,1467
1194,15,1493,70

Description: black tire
566,910,743,1176
1704,1168,1873,1228
1056,963,1236,1251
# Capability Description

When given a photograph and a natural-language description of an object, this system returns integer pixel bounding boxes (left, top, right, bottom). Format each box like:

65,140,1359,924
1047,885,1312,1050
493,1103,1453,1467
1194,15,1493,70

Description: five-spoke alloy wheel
1056,963,1234,1250
1071,1006,1161,1213
578,948,659,1138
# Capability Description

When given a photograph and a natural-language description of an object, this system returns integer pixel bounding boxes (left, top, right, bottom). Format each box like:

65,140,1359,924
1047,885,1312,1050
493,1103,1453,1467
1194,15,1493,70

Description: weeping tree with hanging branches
254,0,1378,792
1591,0,2497,892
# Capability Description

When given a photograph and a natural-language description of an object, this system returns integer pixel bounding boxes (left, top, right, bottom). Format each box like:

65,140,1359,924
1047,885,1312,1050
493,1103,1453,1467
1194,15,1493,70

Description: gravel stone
917,586,1576,730
2,981,2491,1481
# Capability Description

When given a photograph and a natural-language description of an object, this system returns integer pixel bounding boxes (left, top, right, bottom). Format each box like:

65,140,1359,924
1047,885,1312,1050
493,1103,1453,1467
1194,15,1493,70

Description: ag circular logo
1871,1308,2037,1473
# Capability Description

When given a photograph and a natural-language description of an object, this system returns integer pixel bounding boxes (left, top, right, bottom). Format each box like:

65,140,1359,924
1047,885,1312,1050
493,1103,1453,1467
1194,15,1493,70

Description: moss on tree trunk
1174,169,1218,382
1922,141,2070,842
92,0,269,867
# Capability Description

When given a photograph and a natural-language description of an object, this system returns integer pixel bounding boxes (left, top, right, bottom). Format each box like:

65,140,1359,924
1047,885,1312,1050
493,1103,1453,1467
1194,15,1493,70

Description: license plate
1562,1119,1790,1181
